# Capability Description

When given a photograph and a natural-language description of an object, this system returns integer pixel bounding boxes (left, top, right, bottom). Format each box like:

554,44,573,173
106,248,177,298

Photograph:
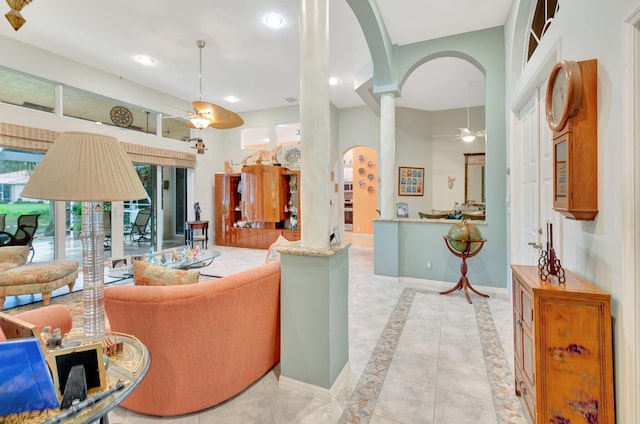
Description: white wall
505,0,639,420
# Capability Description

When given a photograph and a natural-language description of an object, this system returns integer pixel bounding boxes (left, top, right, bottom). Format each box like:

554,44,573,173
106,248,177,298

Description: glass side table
1,332,150,424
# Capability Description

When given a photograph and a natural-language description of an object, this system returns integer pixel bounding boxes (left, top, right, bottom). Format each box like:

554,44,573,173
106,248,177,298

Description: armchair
0,214,40,262
125,208,151,245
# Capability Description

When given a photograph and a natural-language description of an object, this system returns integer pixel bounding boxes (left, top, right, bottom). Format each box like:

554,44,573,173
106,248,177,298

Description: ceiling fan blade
187,100,244,129
162,113,192,120
208,111,244,129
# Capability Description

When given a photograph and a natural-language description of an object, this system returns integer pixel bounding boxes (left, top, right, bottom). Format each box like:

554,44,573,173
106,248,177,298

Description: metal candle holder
538,222,566,284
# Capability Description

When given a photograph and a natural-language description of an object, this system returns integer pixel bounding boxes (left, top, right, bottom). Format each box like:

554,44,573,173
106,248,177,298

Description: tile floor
4,243,526,423
99,244,526,424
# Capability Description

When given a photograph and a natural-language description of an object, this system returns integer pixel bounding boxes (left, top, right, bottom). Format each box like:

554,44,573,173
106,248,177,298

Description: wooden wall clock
545,59,598,220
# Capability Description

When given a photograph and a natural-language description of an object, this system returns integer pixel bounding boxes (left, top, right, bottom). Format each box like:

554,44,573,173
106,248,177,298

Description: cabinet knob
527,241,542,249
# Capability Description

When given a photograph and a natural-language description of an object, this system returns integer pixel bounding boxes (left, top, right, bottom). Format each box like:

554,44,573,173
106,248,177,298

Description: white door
517,94,542,265
513,85,560,266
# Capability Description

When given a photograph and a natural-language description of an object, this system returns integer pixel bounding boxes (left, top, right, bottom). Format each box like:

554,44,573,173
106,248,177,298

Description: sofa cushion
265,235,299,263
132,260,200,286
0,246,30,272
0,260,78,286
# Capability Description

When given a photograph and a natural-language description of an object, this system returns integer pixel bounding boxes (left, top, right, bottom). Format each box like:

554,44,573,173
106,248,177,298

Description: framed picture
47,342,106,399
396,202,409,218
398,166,424,196
109,256,130,272
130,254,144,263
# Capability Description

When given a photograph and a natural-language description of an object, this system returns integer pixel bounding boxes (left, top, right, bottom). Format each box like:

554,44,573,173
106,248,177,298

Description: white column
300,0,331,249
380,93,396,219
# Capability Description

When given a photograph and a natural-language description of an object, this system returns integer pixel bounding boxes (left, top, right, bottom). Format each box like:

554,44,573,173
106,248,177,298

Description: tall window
0,148,53,262
527,0,559,61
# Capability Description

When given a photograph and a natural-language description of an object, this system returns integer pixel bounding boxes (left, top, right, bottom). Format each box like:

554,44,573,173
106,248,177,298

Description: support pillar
379,93,396,219
278,0,350,400
300,0,331,248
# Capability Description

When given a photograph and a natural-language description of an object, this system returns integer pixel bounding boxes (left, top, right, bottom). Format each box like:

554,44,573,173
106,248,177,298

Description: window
241,126,270,149
0,66,55,113
527,0,559,61
0,148,53,262
276,122,301,145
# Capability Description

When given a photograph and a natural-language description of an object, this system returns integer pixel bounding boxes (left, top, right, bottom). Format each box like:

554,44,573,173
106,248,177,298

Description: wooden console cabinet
511,265,614,423
214,165,300,249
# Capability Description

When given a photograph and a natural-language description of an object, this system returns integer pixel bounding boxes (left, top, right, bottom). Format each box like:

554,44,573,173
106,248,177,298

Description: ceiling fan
433,82,485,143
165,40,244,130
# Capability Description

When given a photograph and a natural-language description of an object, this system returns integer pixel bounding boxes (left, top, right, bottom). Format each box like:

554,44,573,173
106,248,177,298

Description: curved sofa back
104,260,281,416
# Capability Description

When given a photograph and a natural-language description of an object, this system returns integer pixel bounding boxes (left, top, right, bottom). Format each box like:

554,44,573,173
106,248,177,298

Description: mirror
464,153,485,207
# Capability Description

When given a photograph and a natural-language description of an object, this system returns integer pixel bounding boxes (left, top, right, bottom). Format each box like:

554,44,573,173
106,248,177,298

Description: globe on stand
447,221,483,254
442,221,488,304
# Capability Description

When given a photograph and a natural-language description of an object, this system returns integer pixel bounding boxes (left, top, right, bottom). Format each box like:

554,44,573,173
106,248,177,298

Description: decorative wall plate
284,147,301,169
358,180,365,188
367,160,375,168
367,173,375,181
110,106,134,127
357,154,366,163
367,186,375,193
358,167,366,175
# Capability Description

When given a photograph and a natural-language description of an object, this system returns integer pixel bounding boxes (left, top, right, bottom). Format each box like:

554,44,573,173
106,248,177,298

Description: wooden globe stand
441,236,489,304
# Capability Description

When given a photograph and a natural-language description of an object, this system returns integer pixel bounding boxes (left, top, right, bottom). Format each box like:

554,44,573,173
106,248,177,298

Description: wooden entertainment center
214,164,300,249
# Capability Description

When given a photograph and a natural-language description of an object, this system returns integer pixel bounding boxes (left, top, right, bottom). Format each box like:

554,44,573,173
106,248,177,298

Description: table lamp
21,132,147,339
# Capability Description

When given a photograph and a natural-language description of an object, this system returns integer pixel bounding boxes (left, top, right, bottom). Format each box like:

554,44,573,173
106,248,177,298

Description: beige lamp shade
21,131,147,201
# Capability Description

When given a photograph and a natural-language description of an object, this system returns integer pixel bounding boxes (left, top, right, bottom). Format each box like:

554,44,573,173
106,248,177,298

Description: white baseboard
279,362,351,402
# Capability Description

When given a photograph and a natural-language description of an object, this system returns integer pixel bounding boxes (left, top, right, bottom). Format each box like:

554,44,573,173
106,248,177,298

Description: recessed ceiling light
264,13,284,29
329,77,340,86
224,95,239,103
135,55,156,66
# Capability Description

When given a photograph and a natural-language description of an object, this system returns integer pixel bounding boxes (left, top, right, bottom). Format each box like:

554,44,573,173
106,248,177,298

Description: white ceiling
0,0,513,114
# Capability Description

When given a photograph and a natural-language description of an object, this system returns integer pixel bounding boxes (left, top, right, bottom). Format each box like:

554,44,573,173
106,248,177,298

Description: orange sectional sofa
103,260,281,416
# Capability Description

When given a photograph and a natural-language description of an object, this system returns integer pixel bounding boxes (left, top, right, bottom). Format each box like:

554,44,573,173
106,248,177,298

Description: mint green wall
280,249,349,389
369,26,508,288
375,219,500,287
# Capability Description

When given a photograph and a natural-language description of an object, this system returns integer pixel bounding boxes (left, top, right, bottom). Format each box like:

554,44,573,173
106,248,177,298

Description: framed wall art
398,166,424,196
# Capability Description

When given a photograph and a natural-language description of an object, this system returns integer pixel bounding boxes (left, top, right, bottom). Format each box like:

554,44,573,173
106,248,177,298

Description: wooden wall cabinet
241,164,286,223
214,166,300,249
511,265,614,423
214,173,241,246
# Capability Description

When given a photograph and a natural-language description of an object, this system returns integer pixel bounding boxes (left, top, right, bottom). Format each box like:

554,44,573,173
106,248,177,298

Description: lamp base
81,202,106,339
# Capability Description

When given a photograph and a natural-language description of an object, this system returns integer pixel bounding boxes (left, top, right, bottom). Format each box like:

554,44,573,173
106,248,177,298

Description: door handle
527,241,542,249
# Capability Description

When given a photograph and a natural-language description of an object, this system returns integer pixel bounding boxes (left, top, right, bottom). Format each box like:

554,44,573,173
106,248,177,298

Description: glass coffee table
169,249,221,270
107,250,222,280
